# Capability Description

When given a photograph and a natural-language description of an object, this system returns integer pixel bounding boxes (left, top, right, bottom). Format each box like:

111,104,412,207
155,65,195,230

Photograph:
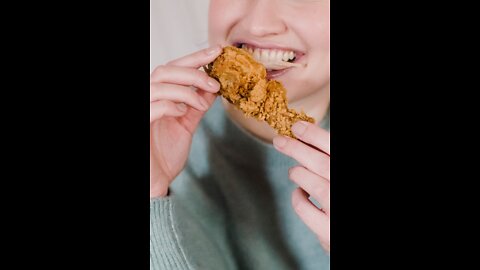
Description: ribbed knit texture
150,197,191,270
150,99,330,270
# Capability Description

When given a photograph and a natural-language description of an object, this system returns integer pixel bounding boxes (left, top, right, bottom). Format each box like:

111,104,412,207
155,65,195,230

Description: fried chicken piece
204,46,314,138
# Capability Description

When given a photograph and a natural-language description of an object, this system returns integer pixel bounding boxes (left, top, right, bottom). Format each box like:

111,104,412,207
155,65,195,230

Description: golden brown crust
204,46,314,138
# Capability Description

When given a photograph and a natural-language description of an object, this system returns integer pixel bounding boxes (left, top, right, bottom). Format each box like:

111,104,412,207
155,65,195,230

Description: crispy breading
204,46,314,138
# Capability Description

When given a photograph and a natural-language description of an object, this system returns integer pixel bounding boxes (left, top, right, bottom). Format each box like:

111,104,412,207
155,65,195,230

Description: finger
150,65,220,93
178,91,218,134
319,237,330,254
289,166,330,215
150,83,211,112
292,121,330,155
166,45,222,69
150,100,187,123
292,188,330,245
273,136,330,180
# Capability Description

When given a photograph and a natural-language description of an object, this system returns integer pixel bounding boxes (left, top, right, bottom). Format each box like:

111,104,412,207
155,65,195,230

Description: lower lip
265,54,305,80
266,68,291,80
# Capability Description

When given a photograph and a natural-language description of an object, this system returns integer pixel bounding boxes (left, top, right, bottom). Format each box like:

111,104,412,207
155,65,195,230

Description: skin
151,0,330,253
209,0,330,142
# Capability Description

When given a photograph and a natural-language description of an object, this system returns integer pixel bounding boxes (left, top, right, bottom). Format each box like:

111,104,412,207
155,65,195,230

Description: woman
150,0,330,269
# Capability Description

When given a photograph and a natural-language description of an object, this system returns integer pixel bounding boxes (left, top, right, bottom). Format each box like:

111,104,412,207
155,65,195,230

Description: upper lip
231,39,305,56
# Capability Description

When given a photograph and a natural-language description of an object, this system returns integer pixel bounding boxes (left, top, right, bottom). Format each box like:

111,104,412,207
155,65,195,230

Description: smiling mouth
233,43,305,71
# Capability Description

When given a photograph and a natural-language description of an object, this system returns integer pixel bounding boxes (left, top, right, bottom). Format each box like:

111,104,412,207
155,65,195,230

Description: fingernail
198,97,209,110
273,136,287,148
206,45,221,55
292,121,307,136
207,78,220,90
176,103,187,112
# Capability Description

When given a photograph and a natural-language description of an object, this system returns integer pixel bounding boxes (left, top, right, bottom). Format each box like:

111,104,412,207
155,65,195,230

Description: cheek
298,6,330,52
208,0,244,46
208,0,228,45
285,17,330,100
286,54,329,102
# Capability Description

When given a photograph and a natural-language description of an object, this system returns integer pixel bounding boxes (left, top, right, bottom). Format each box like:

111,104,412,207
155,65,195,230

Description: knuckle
152,65,166,75
280,137,291,152
313,154,330,178
150,88,156,100
150,83,163,100
303,122,312,135
149,82,156,93
159,99,173,109
157,99,168,106
165,58,177,66
152,100,167,109
193,70,208,87
293,201,304,214
288,166,297,179
186,91,200,105
193,76,204,88
150,103,167,121
313,181,330,200
292,192,306,214
289,166,304,180
322,165,331,179
151,65,167,82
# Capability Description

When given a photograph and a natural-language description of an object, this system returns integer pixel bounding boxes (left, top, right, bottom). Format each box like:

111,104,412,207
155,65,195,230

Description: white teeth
275,51,283,62
261,49,269,62
241,44,297,64
268,50,276,59
253,49,260,60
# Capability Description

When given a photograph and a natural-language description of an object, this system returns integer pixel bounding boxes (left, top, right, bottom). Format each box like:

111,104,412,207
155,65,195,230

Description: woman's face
208,0,330,103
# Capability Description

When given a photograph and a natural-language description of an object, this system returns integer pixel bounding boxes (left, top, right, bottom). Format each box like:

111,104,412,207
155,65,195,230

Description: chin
285,90,303,103
279,80,304,100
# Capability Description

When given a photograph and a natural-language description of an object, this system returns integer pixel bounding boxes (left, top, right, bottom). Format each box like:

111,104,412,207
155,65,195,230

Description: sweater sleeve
150,178,236,270
150,196,192,270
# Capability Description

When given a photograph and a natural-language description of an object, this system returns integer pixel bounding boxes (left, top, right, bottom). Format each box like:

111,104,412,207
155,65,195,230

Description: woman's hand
150,45,222,198
273,121,330,252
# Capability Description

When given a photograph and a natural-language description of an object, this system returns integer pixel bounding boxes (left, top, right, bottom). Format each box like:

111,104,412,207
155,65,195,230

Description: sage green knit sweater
150,99,330,270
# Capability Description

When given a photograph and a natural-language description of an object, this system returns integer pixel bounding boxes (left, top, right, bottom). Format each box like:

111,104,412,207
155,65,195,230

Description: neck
223,84,330,143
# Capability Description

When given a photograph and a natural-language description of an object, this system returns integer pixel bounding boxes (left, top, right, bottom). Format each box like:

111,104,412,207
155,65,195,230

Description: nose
242,0,287,37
